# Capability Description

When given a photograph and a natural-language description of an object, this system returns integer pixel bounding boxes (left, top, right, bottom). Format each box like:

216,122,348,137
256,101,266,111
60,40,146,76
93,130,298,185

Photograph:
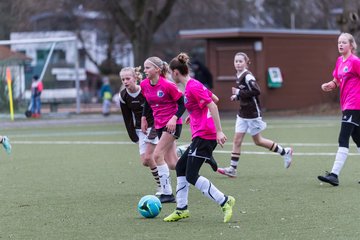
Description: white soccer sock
357,147,360,153
157,164,172,195
275,144,284,155
331,147,349,176
230,160,238,169
176,176,189,209
194,176,225,205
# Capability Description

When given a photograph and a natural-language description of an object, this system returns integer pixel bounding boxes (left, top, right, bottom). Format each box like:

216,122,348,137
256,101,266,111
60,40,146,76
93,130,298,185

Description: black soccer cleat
158,194,176,203
205,156,218,172
318,172,339,186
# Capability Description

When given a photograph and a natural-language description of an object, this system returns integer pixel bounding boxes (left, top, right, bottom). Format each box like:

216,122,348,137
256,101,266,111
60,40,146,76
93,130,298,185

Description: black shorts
342,110,360,126
156,124,182,139
188,137,217,160
176,137,217,180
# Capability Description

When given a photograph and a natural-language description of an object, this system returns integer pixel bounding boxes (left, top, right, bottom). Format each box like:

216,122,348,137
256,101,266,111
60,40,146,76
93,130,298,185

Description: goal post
0,36,81,115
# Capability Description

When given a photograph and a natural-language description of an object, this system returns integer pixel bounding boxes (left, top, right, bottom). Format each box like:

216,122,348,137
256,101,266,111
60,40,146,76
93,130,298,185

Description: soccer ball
176,144,189,158
137,195,162,218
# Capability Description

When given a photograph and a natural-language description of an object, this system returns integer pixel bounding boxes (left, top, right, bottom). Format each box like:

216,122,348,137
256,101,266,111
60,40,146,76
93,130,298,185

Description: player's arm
120,101,139,143
166,95,185,132
321,78,338,92
211,93,219,103
207,101,227,147
237,79,260,99
141,100,151,133
174,95,186,119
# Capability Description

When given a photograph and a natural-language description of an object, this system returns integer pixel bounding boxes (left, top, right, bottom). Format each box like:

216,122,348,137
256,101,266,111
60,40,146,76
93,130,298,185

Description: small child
100,77,113,116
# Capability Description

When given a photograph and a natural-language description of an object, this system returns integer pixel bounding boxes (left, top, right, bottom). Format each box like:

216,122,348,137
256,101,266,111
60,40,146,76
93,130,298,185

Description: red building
180,28,340,112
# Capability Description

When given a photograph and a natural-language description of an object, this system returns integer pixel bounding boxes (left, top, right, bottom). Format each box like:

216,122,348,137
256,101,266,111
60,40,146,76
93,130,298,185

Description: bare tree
337,0,360,33
336,0,360,54
0,0,37,39
153,0,239,60
105,0,177,66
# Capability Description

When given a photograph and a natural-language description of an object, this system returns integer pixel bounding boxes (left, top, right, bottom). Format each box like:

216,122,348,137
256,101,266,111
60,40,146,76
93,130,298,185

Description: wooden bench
25,88,79,112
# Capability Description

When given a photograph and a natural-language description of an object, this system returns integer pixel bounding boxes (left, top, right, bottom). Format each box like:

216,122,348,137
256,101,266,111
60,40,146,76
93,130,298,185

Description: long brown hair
169,52,190,75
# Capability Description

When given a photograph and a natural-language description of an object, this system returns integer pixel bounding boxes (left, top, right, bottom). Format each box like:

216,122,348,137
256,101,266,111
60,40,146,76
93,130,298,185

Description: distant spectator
100,76,113,116
191,60,213,89
30,75,43,118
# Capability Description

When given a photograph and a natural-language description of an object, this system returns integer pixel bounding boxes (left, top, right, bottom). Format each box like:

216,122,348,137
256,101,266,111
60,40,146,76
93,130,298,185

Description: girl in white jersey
318,33,360,186
163,52,235,223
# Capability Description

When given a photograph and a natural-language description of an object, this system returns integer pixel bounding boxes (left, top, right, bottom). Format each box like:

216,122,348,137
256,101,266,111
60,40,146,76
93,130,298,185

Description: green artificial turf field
0,116,359,240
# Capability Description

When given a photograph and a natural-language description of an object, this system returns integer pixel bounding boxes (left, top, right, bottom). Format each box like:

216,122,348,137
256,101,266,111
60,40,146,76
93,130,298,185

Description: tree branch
105,0,135,38
76,30,99,68
153,0,177,31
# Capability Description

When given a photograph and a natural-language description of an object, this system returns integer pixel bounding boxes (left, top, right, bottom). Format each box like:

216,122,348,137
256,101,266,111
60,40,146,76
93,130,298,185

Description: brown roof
0,46,31,62
179,28,340,39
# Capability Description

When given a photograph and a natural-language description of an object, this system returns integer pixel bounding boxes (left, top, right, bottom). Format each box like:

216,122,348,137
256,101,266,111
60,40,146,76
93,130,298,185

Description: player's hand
321,81,336,92
141,117,148,133
185,116,190,124
216,131,227,148
166,116,177,134
230,95,237,101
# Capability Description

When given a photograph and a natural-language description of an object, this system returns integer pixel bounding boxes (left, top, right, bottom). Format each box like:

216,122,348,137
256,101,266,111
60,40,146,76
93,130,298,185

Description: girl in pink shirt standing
163,53,235,223
318,33,360,186
140,56,186,203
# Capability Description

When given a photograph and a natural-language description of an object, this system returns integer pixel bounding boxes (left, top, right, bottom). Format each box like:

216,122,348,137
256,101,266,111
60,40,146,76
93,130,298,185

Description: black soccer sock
230,152,240,169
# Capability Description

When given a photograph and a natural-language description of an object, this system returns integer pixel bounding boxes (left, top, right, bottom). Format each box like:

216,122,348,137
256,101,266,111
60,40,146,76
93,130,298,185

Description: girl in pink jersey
318,33,360,186
140,56,186,203
163,53,235,223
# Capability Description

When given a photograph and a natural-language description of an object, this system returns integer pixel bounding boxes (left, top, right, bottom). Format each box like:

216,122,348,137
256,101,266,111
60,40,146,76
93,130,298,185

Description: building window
36,49,66,66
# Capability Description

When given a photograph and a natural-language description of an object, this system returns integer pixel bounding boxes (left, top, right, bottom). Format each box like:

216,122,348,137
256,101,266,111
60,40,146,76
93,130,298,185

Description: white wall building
10,31,133,80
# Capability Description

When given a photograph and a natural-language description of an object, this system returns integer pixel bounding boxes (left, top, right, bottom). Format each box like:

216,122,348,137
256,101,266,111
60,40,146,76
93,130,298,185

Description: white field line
13,141,133,145
9,122,337,138
214,150,359,156
10,131,125,138
11,140,360,156
221,123,338,130
12,140,340,146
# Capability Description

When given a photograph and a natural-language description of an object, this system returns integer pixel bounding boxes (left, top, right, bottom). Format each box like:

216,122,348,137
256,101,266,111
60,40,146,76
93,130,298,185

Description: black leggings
338,122,360,148
175,137,217,185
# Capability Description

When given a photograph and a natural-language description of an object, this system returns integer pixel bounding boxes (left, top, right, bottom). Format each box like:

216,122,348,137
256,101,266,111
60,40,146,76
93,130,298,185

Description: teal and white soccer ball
176,144,189,158
137,195,162,218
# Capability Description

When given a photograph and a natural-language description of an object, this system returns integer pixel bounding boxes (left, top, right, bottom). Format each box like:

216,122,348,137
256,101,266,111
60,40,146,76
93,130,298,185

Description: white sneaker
155,186,162,196
283,147,293,169
176,144,189,158
217,166,237,177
